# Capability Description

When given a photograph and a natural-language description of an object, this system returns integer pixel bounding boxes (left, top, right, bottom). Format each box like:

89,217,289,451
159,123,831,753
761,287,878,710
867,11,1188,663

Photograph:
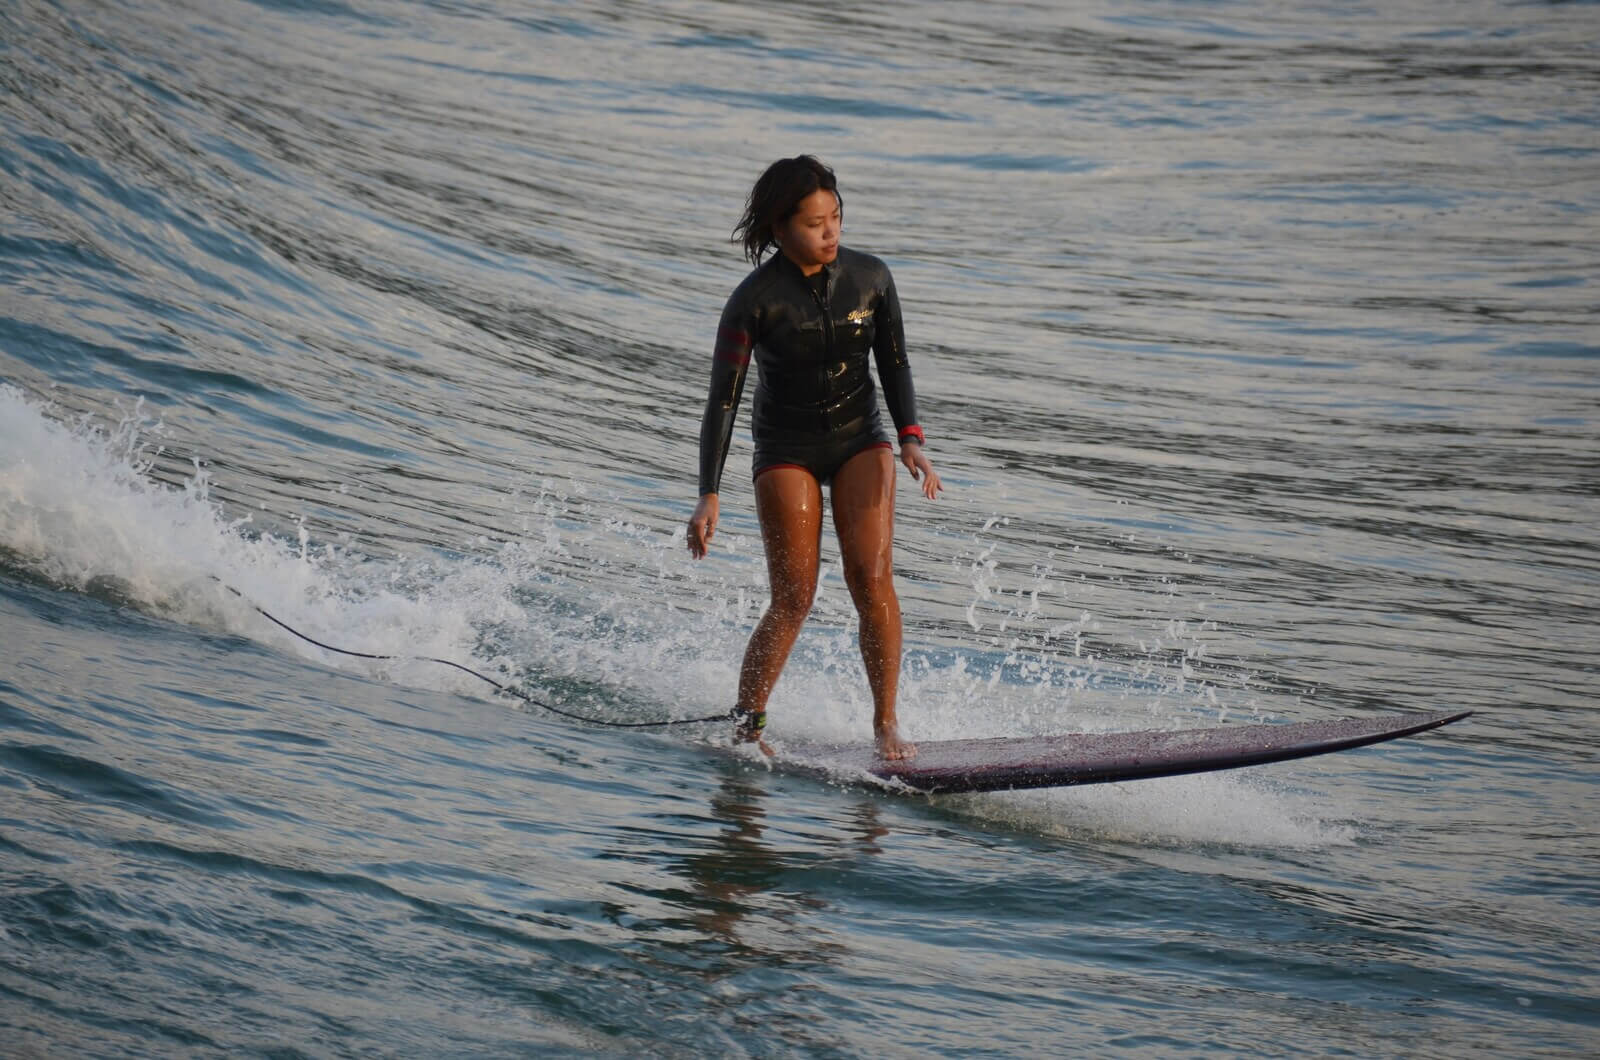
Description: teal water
2,0,1597,1054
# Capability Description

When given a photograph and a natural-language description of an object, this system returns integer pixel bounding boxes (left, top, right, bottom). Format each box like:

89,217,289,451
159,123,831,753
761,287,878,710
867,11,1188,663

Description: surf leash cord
216,579,741,730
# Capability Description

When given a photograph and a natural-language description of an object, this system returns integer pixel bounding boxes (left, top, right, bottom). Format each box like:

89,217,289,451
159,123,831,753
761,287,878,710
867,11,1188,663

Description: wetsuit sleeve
696,292,756,496
871,266,922,445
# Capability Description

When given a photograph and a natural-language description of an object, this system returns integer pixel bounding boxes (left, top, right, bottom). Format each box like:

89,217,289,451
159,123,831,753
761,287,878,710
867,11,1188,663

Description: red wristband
898,425,925,446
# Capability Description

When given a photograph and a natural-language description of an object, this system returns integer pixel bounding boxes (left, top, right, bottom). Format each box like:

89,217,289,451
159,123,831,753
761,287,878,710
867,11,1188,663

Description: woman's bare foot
875,726,916,761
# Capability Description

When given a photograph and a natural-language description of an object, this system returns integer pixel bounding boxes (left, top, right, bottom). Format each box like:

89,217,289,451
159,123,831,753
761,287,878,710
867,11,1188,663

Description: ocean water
2,0,1597,1054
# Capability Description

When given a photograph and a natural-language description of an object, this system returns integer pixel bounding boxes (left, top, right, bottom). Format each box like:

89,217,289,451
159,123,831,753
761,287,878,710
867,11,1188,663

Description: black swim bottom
752,426,893,486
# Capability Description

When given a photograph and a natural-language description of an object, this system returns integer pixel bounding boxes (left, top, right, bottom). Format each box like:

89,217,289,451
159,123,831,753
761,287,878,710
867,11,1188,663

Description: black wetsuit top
697,247,922,495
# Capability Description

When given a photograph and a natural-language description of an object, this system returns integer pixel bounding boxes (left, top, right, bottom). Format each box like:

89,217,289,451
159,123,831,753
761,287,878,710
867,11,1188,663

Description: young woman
686,155,941,761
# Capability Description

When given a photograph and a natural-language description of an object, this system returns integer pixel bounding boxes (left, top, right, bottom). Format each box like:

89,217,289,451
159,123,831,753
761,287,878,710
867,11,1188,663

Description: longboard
779,710,1471,795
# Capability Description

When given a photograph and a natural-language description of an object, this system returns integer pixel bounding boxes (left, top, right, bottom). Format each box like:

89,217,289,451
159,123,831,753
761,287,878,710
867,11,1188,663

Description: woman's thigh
754,466,824,602
830,446,896,594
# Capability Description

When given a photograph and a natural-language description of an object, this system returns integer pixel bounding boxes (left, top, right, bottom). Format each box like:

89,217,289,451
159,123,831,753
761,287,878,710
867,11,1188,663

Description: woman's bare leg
831,447,915,760
735,467,823,751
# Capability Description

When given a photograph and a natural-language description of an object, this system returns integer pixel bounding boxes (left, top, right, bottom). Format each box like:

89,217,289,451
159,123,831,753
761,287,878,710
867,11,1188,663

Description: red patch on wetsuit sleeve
715,327,751,365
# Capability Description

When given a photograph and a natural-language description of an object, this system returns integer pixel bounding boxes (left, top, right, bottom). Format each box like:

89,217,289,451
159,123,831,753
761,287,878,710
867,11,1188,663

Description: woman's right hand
687,493,719,559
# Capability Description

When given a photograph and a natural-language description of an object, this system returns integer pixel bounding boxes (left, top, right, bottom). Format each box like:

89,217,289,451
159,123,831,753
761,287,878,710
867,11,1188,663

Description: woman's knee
769,579,817,622
842,556,895,608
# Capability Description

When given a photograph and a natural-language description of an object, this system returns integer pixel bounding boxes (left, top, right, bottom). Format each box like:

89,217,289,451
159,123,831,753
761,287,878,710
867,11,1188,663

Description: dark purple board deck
788,710,1471,795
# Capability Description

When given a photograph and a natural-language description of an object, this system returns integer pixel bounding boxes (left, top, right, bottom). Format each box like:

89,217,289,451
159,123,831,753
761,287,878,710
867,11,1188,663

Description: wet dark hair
732,155,842,265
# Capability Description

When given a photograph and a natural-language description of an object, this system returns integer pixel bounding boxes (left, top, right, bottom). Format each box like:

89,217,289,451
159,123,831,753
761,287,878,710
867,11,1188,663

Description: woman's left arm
871,264,942,500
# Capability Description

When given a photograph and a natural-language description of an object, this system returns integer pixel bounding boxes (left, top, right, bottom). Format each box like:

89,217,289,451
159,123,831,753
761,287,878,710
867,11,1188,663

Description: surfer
686,155,941,761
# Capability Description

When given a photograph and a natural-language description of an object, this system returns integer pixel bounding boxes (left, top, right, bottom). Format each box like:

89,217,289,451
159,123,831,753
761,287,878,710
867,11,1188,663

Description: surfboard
779,710,1471,795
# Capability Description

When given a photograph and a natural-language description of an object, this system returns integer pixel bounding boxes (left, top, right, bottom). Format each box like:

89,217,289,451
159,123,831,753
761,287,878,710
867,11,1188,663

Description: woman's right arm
689,294,756,557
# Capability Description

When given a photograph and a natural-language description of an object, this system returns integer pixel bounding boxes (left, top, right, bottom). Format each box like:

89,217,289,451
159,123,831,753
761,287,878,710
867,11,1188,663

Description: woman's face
776,188,840,274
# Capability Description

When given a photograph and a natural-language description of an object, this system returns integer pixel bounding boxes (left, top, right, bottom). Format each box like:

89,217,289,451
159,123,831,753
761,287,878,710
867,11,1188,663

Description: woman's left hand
900,442,942,500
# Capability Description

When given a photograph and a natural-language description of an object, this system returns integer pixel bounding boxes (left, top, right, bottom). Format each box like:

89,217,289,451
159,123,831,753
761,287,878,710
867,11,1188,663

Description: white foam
940,771,1358,850
0,385,504,690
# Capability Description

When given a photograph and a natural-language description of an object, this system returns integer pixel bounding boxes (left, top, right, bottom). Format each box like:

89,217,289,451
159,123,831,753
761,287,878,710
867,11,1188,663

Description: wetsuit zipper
809,273,834,430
